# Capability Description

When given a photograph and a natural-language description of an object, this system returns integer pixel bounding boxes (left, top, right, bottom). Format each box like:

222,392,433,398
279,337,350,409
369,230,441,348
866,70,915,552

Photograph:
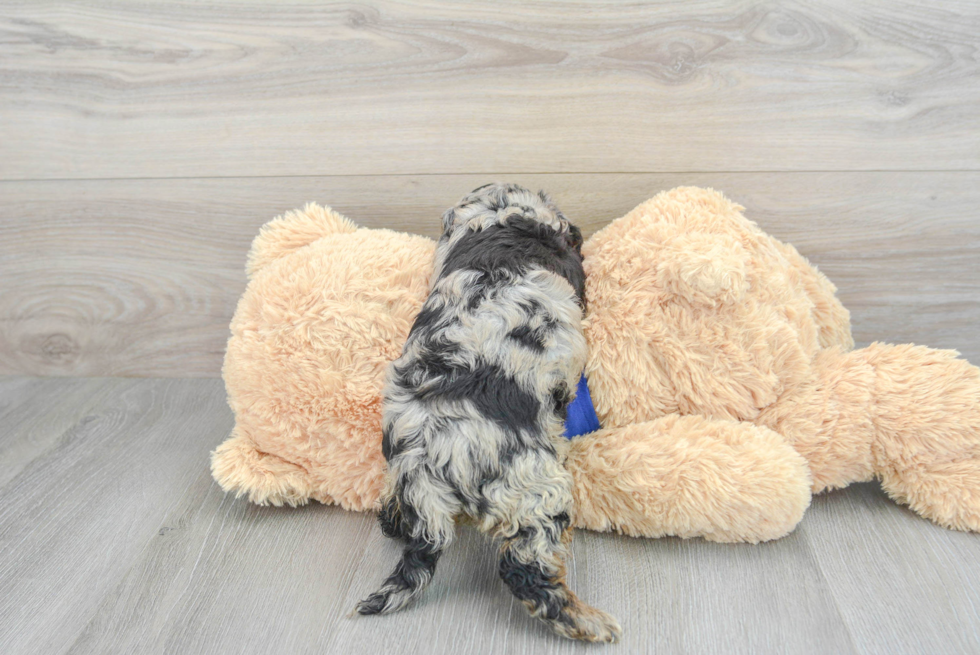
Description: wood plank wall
1,1,978,376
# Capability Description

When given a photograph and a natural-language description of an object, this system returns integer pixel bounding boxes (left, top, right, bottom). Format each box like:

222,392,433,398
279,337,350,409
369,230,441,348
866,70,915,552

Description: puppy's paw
557,604,622,643
354,584,417,616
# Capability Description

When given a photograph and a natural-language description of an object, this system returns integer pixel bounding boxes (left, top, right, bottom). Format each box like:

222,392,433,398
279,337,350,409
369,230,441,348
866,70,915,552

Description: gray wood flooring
3,1,979,179
2,172,980,377
2,1,979,377
1,376,978,654
2,1,979,653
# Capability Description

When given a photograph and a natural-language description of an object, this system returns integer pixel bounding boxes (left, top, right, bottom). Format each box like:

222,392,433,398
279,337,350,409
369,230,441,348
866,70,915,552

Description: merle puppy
354,183,621,642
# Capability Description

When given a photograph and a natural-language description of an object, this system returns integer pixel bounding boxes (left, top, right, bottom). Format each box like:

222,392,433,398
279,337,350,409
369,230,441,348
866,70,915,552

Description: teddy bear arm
211,427,322,507
565,415,812,543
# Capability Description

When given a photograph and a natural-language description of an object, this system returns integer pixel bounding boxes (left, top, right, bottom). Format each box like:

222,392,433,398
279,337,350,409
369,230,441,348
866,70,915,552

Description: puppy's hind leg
377,491,409,541
355,471,459,616
498,518,621,642
492,459,621,642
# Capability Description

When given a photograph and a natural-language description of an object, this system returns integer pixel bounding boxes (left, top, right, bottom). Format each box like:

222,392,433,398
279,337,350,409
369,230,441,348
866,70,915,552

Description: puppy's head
441,183,582,256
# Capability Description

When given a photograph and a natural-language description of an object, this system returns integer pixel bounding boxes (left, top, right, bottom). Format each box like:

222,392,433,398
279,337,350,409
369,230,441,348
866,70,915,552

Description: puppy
355,183,621,642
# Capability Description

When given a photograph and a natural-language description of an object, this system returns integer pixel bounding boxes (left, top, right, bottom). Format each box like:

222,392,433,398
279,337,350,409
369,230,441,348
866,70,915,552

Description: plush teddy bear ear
246,202,359,279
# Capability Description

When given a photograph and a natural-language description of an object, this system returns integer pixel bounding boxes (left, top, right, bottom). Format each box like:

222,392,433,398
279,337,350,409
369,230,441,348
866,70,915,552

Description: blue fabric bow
563,374,601,438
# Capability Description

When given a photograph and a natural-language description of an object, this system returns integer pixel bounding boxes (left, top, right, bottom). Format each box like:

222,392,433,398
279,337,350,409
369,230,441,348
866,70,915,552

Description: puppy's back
357,185,620,643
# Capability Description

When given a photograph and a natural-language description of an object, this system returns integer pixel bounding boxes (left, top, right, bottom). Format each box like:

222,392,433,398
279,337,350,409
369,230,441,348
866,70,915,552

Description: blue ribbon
563,374,601,438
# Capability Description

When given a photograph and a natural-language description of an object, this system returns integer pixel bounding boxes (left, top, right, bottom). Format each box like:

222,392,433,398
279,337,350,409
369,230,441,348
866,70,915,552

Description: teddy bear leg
210,427,318,507
866,343,980,531
565,415,812,543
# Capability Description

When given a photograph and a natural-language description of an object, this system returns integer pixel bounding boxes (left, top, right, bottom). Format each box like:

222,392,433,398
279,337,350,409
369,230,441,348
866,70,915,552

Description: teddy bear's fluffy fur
213,187,980,544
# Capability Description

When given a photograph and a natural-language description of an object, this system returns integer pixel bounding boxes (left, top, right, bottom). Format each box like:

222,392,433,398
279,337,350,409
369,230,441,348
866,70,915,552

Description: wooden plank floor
2,172,979,377
2,2,979,654
1,376,978,655
1,1,979,377
2,1,979,179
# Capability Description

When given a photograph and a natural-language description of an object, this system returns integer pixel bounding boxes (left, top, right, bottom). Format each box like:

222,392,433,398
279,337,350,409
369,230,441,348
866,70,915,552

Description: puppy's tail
355,537,443,615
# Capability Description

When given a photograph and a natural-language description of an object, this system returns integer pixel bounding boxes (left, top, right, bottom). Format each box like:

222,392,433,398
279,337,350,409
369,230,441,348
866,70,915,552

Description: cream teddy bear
213,187,980,543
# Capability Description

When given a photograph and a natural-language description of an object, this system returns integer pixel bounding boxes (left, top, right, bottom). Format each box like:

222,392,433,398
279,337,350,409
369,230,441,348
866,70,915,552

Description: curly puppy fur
354,184,621,642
